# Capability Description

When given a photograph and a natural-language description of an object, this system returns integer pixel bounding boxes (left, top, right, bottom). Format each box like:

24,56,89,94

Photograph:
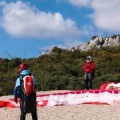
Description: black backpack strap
20,75,26,94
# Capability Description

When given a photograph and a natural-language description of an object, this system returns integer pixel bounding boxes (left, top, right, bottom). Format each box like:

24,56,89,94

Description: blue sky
0,0,120,59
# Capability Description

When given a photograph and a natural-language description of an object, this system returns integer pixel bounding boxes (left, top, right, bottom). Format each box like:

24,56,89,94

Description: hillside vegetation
0,45,120,95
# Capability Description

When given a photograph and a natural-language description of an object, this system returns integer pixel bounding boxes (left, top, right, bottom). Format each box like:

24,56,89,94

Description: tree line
0,45,120,95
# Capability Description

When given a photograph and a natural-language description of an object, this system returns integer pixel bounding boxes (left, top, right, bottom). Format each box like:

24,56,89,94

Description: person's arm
83,62,87,70
14,78,21,103
32,76,37,89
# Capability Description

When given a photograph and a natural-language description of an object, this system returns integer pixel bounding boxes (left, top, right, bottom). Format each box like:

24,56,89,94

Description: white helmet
86,56,92,61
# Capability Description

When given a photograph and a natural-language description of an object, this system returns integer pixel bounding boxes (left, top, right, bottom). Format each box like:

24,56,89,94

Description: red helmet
18,63,29,73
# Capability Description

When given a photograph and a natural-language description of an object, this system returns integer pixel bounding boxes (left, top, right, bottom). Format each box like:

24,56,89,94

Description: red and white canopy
1,89,120,108
1,82,120,108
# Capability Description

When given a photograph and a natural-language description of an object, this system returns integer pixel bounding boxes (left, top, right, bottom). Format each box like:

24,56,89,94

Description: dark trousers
84,72,93,90
20,93,38,120
20,110,38,120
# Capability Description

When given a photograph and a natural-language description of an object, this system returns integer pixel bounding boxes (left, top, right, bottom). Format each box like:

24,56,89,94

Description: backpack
20,75,36,113
21,75,35,95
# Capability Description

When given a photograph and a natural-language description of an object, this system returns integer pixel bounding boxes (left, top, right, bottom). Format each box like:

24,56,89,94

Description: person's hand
86,66,90,68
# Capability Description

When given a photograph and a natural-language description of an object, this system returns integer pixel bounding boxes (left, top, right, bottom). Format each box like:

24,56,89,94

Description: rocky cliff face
44,35,120,55
76,35,120,51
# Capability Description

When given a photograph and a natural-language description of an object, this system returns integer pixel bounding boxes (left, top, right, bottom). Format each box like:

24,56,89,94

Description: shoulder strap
19,75,24,84
19,75,26,94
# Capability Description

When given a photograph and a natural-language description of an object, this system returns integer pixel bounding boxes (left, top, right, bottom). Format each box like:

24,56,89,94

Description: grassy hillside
0,45,120,95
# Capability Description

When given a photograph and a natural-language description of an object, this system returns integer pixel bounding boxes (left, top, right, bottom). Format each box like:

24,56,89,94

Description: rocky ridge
44,35,120,55
75,35,120,51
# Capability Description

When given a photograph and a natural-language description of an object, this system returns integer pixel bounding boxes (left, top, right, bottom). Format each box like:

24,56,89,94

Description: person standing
14,63,38,120
83,56,95,90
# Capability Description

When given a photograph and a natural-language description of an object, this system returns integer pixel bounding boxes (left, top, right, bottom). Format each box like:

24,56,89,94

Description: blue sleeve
31,76,37,86
34,79,37,86
14,78,21,95
15,78,21,88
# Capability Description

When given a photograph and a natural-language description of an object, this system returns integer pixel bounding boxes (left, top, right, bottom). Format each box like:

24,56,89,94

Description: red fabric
83,61,95,73
82,102,110,105
100,82,119,91
100,82,112,90
1,90,120,108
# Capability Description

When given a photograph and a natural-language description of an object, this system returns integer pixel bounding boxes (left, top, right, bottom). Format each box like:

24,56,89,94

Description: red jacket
83,61,95,73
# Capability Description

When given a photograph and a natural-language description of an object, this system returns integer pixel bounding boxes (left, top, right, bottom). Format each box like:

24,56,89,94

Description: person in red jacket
83,56,95,90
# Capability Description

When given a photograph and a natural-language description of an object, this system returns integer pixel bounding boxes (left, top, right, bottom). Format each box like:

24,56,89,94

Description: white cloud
0,1,80,40
39,39,82,54
69,0,91,7
39,44,66,53
68,0,120,32
64,39,82,48
90,0,120,32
